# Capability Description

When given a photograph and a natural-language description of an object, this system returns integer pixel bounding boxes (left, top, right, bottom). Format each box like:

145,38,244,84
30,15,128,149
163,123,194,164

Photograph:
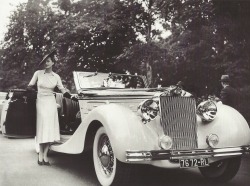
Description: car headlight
159,135,173,150
138,99,159,123
197,100,217,122
206,134,219,148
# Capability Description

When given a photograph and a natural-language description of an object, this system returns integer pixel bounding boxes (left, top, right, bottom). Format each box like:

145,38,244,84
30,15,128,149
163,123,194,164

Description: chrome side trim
126,146,250,162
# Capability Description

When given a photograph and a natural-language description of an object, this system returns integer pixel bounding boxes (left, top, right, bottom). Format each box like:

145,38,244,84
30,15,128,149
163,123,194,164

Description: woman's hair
49,55,56,63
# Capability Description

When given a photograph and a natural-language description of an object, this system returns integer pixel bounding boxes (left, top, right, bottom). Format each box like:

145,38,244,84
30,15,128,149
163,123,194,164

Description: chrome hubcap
98,134,114,176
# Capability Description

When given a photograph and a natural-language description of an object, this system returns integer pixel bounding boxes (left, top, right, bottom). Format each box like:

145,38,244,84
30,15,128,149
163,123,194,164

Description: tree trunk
145,0,153,87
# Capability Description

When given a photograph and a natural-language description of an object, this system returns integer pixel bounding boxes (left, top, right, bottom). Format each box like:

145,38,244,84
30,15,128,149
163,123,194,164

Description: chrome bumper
126,146,250,162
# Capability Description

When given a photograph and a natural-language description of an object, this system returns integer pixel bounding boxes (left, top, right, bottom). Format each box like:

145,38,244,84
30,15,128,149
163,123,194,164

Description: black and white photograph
0,0,250,186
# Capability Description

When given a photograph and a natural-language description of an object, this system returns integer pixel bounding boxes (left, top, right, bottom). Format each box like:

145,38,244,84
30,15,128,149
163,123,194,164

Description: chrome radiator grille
160,96,198,150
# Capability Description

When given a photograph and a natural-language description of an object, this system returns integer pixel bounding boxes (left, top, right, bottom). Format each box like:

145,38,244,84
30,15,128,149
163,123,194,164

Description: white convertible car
1,71,250,186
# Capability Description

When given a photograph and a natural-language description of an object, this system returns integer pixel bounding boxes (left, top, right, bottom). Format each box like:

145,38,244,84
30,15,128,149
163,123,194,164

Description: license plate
180,158,209,168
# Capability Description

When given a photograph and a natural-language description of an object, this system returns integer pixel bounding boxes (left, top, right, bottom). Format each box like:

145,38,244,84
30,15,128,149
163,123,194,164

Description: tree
0,0,60,90
213,0,250,87
0,0,148,90
158,0,250,122
59,0,71,14
112,0,170,86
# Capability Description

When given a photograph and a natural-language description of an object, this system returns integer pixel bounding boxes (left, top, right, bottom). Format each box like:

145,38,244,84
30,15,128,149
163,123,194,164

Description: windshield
74,72,146,89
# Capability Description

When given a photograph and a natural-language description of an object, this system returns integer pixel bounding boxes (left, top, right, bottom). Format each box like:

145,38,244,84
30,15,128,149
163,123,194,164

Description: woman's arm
28,71,39,87
57,75,78,101
27,71,39,91
56,75,67,94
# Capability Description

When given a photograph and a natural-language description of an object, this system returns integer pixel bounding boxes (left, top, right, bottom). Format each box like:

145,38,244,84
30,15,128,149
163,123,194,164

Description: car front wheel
93,126,131,186
199,156,241,182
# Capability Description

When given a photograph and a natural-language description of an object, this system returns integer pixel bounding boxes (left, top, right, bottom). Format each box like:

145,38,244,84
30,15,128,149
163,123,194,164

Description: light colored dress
28,70,65,143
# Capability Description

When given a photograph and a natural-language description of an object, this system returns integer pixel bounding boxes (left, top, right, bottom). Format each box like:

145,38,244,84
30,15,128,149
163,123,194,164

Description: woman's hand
71,95,78,102
63,92,78,102
26,85,36,92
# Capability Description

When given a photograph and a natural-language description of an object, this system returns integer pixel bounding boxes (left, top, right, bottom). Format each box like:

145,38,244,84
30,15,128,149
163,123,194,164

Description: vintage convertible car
52,71,250,185
1,71,250,186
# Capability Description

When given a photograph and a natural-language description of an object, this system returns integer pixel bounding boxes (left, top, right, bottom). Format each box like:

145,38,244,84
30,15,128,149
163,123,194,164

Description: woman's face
44,57,54,69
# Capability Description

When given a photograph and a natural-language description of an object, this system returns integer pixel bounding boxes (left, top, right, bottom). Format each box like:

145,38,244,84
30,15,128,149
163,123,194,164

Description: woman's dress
28,70,65,143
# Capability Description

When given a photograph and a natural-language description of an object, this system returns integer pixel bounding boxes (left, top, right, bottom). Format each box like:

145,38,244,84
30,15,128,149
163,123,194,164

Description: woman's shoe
38,159,43,165
43,160,51,166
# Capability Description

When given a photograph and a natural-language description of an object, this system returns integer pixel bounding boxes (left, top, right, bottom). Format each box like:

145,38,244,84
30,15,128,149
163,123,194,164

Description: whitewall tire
93,126,131,186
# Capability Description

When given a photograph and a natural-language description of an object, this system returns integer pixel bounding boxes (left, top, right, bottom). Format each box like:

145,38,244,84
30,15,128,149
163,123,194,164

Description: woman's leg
43,143,50,162
38,144,44,162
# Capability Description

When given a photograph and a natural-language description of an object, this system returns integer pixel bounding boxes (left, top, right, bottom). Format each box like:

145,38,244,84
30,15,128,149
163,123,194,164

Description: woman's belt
37,92,55,96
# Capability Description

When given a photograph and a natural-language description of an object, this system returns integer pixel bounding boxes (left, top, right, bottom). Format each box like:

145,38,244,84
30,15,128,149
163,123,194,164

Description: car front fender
83,103,160,162
51,103,160,161
197,102,250,148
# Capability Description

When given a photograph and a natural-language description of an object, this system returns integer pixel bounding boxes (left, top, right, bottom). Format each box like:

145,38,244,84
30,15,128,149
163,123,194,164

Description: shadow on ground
49,151,242,186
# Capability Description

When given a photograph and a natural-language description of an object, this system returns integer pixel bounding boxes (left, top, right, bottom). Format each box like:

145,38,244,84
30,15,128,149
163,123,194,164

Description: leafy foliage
0,0,147,90
160,0,250,121
1,0,250,118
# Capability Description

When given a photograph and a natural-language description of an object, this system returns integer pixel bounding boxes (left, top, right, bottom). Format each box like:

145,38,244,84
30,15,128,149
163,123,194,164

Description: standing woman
27,50,77,165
